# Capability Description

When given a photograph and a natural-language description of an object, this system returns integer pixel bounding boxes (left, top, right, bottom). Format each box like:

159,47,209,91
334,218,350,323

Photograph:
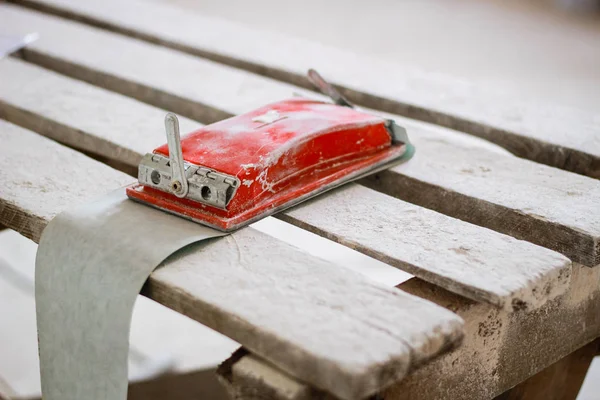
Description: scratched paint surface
155,98,387,179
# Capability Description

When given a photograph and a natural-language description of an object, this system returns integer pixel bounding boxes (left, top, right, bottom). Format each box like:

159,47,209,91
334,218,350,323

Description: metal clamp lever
307,69,354,108
164,113,189,198
307,69,409,146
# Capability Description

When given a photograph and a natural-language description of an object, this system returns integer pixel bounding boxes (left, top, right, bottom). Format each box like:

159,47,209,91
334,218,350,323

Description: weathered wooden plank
7,0,600,178
363,138,600,267
0,58,573,310
0,120,132,242
4,5,597,268
1,3,302,125
219,263,600,400
0,120,464,400
280,185,572,311
0,59,202,167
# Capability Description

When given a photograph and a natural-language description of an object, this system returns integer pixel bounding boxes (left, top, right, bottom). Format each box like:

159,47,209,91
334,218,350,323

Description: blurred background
170,0,600,113
1,0,599,399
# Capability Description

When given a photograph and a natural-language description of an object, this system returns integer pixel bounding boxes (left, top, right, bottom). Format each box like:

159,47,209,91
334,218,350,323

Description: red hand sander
126,70,414,231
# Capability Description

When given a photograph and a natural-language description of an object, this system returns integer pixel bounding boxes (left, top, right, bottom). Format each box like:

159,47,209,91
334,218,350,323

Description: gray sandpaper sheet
35,188,225,400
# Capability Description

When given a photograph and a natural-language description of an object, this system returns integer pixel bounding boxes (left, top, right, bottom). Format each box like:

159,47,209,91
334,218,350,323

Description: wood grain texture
3,47,596,270
0,4,305,125
0,58,574,310
282,184,571,311
0,58,202,167
219,263,600,400
0,8,596,268
0,120,131,242
7,0,600,178
362,134,600,267
0,121,463,400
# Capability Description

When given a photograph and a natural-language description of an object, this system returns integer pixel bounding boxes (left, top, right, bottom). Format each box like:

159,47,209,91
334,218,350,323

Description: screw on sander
137,114,240,209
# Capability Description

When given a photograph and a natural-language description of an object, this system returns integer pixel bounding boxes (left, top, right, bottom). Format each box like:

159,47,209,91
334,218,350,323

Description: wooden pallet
0,1,599,399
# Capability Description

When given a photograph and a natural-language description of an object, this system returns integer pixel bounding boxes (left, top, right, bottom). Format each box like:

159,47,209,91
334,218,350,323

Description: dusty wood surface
282,184,570,311
1,3,598,399
0,58,202,165
493,339,599,400
0,121,464,399
1,8,598,267
363,136,600,267
219,263,600,400
146,230,462,400
0,58,574,311
0,58,200,167
7,0,600,178
0,121,131,242
1,4,303,125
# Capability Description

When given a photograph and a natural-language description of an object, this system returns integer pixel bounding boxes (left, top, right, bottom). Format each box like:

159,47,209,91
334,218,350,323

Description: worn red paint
126,98,407,231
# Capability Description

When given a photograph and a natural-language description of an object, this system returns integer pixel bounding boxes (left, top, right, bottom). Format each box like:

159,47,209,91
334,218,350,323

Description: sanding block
126,70,414,231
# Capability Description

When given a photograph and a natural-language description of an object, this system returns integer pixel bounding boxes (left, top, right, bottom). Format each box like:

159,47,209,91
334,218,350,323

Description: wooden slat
2,2,301,125
363,139,600,268
0,5,600,266
7,0,600,178
0,120,132,242
219,263,600,400
0,58,574,310
3,5,597,268
0,120,464,400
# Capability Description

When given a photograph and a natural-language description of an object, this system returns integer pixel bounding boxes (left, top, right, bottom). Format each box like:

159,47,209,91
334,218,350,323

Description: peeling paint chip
252,110,286,126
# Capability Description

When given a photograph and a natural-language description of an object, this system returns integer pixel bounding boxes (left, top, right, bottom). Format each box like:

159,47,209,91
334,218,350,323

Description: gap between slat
0,120,464,400
5,0,600,179
0,56,575,311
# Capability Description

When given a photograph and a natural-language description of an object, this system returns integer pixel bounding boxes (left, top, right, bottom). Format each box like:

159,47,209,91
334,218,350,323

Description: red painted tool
126,70,414,231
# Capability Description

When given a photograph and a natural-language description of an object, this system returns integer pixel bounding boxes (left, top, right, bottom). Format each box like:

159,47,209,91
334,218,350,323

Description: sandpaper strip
35,188,226,400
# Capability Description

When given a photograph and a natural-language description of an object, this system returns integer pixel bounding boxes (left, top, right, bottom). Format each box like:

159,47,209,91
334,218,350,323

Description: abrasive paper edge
35,188,226,400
